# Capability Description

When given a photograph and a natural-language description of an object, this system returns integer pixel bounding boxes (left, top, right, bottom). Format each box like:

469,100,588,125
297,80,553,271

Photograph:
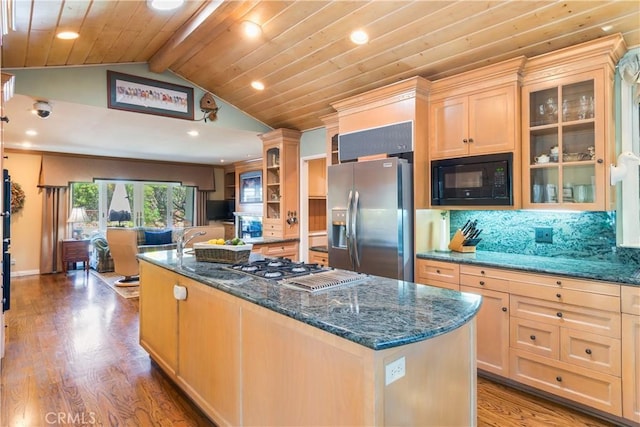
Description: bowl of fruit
192,238,253,264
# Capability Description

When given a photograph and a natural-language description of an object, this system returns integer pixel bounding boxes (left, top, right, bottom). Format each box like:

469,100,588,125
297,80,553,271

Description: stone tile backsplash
449,210,640,265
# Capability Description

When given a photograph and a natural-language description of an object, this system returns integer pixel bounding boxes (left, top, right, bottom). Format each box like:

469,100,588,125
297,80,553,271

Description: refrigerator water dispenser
331,209,347,249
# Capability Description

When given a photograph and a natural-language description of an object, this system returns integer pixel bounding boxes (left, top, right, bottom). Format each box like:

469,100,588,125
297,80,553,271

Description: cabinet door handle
468,138,474,143
585,348,592,355
530,335,536,341
479,280,485,286
556,376,562,382
173,285,187,301
501,307,507,312
556,293,561,298
597,158,604,164
556,312,563,318
463,139,468,143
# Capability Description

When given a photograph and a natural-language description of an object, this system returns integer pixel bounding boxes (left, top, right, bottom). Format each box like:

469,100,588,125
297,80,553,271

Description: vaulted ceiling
1,0,639,163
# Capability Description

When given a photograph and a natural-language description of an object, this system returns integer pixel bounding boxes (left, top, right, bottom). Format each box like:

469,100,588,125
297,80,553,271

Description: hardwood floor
1,271,617,426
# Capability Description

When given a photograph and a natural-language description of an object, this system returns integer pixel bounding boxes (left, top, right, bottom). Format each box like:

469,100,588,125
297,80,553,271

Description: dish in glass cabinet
563,153,589,162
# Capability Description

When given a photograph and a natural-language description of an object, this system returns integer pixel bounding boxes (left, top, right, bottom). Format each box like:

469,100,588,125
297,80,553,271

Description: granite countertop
243,237,299,245
416,250,640,286
139,251,481,351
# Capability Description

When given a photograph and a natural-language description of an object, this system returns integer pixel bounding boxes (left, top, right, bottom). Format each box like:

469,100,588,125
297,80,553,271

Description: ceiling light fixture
350,29,369,45
56,31,79,40
601,24,613,32
242,20,262,38
251,81,265,91
147,0,184,11
187,130,199,137
25,129,37,136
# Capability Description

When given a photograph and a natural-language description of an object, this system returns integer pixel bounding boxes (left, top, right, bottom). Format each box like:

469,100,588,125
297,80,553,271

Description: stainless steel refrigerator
327,157,413,281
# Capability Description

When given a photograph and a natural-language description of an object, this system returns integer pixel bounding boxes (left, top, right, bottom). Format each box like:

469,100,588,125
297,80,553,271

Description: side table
61,239,90,273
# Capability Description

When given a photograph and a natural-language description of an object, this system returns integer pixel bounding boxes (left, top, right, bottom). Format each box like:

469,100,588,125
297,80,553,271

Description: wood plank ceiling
2,1,639,132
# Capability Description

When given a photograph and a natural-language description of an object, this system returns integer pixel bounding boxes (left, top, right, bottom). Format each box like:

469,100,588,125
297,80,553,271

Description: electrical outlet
385,356,405,385
535,227,553,244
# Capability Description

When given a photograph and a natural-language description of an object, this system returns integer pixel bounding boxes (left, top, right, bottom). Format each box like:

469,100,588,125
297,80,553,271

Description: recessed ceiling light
147,0,184,11
56,31,79,40
251,81,265,91
21,142,32,148
187,130,199,137
350,29,368,45
220,159,226,163
601,25,613,32
242,20,262,38
25,129,37,136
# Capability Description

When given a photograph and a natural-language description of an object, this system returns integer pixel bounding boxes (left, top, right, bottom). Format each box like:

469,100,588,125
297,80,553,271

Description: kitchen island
138,250,482,427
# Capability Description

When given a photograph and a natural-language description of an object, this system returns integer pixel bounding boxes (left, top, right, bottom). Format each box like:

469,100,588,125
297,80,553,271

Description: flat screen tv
206,200,234,221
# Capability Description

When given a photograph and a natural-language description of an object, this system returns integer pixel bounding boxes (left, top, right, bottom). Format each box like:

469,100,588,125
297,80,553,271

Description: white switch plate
385,356,405,385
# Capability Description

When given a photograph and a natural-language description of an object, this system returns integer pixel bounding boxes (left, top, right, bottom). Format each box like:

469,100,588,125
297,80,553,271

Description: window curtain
196,191,209,226
40,186,68,274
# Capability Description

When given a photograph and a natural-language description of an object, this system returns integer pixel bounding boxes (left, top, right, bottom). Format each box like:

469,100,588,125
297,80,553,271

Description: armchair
106,228,140,286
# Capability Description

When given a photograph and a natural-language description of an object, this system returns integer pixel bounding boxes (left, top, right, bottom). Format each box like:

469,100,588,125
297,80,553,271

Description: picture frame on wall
107,70,194,120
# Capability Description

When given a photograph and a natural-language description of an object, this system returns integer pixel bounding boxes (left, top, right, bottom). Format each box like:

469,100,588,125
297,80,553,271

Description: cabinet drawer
510,295,621,338
460,273,509,292
415,259,459,285
509,281,620,312
263,230,282,238
263,222,283,233
422,279,459,291
262,242,298,257
621,286,640,315
510,317,559,359
560,328,621,376
510,349,622,416
507,273,620,297
459,265,510,280
308,250,328,266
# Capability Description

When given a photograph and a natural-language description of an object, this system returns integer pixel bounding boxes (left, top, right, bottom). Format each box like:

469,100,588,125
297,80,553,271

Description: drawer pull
529,335,536,341
479,280,485,286
556,293,561,298
501,307,507,312
585,348,592,355
556,376,562,382
556,312,563,318
480,270,485,275
556,280,562,286
436,269,441,274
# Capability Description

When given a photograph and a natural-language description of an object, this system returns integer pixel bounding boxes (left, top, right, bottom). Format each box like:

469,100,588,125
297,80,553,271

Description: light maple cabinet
459,265,510,377
139,261,179,375
139,261,241,426
308,249,328,266
253,240,299,261
308,157,326,198
320,113,339,167
415,258,460,291
260,129,300,239
521,34,626,210
622,286,640,424
508,273,622,416
428,57,524,160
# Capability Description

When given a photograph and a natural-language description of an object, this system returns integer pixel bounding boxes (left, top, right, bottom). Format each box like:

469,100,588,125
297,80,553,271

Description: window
70,180,195,238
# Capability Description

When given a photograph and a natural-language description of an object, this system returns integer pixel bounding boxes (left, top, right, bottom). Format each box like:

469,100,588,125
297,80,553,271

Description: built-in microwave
431,153,513,206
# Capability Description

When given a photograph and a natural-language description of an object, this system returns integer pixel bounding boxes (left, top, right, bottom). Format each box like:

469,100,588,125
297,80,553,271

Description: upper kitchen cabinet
320,113,339,167
331,77,431,208
260,128,301,239
429,57,525,160
521,34,627,211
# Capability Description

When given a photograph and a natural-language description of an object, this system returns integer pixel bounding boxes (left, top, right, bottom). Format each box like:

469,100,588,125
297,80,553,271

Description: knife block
448,229,476,253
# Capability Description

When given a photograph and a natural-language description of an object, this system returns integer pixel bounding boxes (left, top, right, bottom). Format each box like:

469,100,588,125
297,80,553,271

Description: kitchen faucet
176,228,206,268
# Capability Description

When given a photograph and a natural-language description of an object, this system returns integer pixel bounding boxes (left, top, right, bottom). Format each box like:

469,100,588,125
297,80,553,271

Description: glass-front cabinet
523,72,606,209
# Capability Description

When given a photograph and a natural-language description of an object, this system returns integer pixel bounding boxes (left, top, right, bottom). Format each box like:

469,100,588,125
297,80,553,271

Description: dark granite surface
244,237,299,246
417,250,640,286
139,251,481,351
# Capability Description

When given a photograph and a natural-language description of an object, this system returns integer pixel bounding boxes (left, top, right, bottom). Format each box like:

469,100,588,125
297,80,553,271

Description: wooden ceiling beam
148,0,224,73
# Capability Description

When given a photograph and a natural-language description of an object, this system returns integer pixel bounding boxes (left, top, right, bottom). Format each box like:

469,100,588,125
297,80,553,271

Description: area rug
90,270,139,299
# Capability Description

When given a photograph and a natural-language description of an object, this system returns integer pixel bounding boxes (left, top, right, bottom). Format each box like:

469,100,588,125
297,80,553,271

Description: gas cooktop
229,258,326,280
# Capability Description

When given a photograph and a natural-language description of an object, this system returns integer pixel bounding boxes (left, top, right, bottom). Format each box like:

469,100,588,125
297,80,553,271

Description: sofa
89,225,225,273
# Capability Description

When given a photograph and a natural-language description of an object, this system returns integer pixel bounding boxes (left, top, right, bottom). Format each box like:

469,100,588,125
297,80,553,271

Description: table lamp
67,207,89,239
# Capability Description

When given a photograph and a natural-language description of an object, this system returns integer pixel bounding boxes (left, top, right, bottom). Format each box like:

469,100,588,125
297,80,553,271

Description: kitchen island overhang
138,250,482,426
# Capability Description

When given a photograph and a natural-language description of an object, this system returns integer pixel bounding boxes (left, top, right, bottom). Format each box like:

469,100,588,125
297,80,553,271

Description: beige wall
5,152,42,276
